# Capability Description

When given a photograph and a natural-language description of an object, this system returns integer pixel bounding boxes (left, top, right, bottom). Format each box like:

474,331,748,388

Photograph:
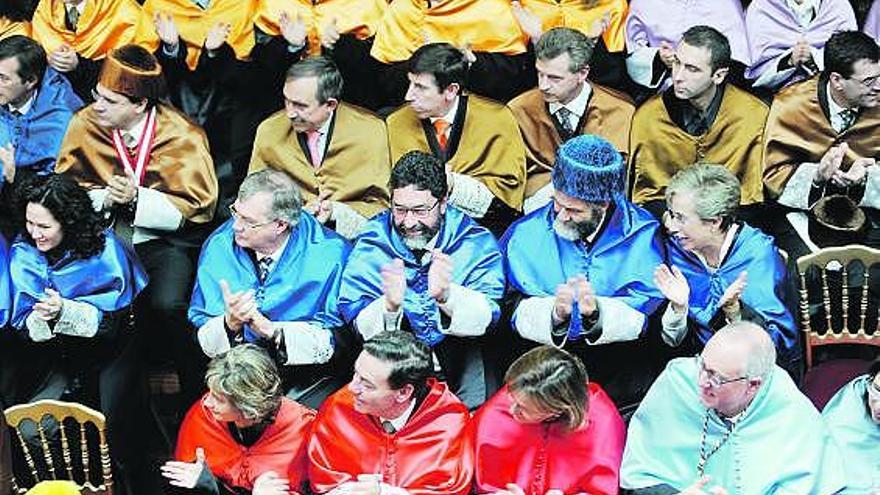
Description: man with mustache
763,30,880,259
508,27,634,214
338,150,504,410
501,135,665,407
249,56,390,240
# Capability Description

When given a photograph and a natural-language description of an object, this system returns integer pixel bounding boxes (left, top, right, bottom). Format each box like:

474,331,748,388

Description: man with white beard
501,135,667,406
338,150,505,410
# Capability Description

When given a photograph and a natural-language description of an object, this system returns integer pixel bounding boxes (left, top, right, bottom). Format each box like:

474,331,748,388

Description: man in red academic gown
308,331,472,495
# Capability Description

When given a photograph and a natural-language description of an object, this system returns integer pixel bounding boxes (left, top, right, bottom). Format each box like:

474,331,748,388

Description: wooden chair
4,400,113,494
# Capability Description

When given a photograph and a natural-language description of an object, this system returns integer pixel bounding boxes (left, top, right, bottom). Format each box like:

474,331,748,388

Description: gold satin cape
508,83,635,197
56,104,217,224
248,103,391,218
32,0,159,58
142,0,258,70
387,95,527,211
629,85,768,205
254,0,386,57
0,17,31,39
519,0,628,53
370,0,528,64
763,76,880,199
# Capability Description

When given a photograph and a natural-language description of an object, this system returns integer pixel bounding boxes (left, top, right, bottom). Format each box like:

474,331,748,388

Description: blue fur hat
551,135,625,202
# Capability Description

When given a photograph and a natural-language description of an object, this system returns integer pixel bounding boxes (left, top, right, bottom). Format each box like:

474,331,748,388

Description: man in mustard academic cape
249,56,390,240
763,30,880,259
387,42,527,237
56,44,217,409
31,0,159,101
508,27,634,214
629,25,767,220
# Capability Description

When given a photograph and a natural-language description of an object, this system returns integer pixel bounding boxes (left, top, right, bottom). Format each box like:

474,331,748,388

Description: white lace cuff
197,315,232,358
448,172,494,218
661,302,689,347
438,283,492,337
777,162,819,210
25,312,54,342
523,183,553,215
279,321,334,365
53,299,100,338
331,201,368,240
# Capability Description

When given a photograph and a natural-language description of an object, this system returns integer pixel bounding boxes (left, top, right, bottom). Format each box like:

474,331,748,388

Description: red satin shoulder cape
308,378,473,495
470,383,625,495
175,395,315,493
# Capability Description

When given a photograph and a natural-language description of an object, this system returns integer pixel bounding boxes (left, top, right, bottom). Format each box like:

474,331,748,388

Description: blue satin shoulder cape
501,200,664,335
0,68,83,184
9,230,148,329
823,375,880,493
666,223,797,355
188,213,351,343
338,206,504,347
0,234,11,327
621,357,846,494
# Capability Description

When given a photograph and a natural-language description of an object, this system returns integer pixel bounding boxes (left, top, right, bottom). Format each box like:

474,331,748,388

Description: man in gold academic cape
508,27,634,214
763,30,880,259
629,25,768,220
371,0,532,106
249,56,390,240
387,42,527,238
252,0,388,110
56,44,217,410
31,0,159,101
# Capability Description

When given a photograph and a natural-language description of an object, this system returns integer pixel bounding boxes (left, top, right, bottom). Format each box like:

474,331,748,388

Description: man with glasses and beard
501,135,665,407
338,150,504,410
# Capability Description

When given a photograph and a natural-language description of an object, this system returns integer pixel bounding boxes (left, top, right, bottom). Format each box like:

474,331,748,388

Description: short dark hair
389,151,448,200
363,332,433,395
20,174,105,261
681,25,731,72
824,31,880,79
0,35,47,87
535,27,594,72
408,43,468,93
285,56,344,103
0,0,35,21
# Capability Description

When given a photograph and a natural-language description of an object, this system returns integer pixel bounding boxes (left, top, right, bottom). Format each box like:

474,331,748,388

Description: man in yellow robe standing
30,0,159,101
250,56,390,240
509,27,634,214
387,42,527,237
629,25,767,220
56,45,217,418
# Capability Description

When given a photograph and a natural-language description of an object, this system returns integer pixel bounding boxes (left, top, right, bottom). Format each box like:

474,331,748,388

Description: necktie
433,119,450,153
839,109,857,132
257,257,273,283
381,420,396,434
65,5,80,31
555,107,575,138
306,130,322,168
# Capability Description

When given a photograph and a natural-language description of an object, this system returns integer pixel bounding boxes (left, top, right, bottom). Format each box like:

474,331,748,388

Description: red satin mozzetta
471,383,626,495
308,378,473,495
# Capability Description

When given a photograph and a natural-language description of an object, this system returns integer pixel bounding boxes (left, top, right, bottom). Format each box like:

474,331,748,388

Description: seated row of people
160,326,874,495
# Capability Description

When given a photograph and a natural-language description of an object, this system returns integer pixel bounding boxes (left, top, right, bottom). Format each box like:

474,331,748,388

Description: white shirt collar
315,111,333,136
429,96,459,127
786,0,819,27
692,223,739,272
121,112,149,145
254,231,290,268
9,90,37,115
548,82,592,119
381,398,417,433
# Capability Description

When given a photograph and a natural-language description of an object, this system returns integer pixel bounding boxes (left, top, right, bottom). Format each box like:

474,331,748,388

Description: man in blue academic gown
823,358,880,493
622,321,846,495
189,168,351,408
501,134,666,407
0,35,81,230
338,150,505,410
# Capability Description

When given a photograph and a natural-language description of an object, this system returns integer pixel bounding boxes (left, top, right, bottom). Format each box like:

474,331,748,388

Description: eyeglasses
229,204,276,230
850,74,880,88
391,200,440,219
91,88,126,106
696,355,749,388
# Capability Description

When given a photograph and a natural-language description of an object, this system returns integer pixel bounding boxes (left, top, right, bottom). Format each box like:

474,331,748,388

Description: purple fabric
866,0,880,39
745,0,856,81
624,0,750,65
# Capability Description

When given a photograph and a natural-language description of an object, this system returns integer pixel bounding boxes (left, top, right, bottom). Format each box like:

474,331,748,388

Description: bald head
706,321,776,380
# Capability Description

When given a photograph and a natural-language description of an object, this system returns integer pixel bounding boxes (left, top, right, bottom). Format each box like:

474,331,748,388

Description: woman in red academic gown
471,346,626,495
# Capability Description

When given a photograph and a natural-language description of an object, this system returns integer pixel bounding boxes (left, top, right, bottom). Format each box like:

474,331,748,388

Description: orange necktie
433,119,450,153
